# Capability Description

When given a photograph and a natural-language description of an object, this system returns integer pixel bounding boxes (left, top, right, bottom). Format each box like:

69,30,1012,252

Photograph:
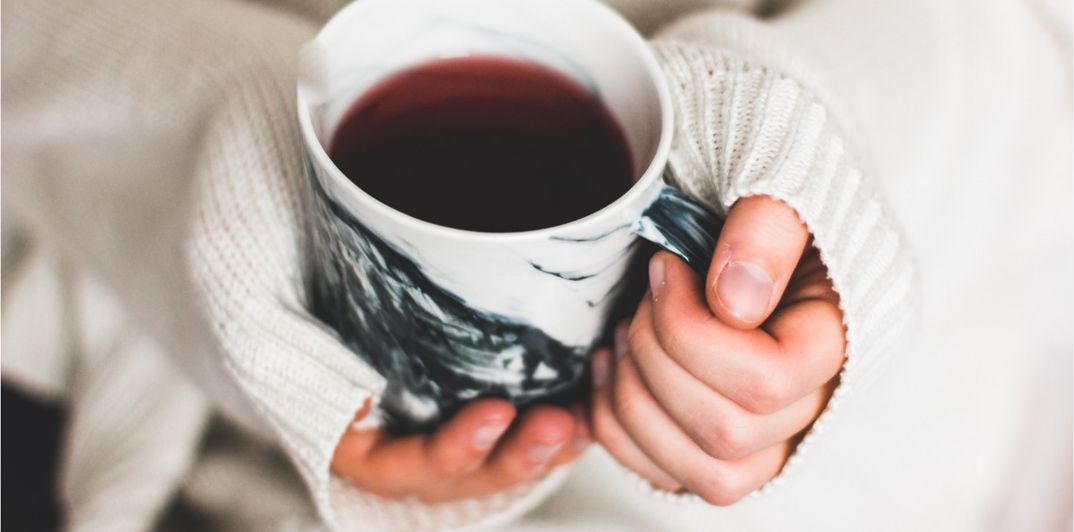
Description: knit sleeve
2,0,568,529
185,59,573,522
637,9,920,497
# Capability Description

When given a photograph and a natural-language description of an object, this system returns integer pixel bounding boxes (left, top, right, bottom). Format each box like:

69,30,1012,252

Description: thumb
705,195,809,329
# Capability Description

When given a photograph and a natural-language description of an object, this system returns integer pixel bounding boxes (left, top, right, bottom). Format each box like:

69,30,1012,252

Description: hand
590,195,845,505
332,399,591,504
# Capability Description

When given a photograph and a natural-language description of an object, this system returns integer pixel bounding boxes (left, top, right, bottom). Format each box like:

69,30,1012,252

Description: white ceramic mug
298,0,722,432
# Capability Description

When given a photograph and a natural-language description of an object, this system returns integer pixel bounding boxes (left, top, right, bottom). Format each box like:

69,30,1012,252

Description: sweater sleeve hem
324,466,572,531
641,37,919,501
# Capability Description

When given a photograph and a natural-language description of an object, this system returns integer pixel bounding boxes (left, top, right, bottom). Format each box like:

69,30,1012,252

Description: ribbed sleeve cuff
645,37,918,499
327,467,571,532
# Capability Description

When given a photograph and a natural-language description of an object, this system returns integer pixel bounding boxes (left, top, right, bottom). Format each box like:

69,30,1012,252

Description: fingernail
472,421,510,450
529,442,564,464
649,255,666,300
716,260,773,322
614,323,629,359
592,353,609,390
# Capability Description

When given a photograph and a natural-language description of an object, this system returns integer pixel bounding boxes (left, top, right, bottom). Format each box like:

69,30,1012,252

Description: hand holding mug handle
633,183,723,277
596,193,846,505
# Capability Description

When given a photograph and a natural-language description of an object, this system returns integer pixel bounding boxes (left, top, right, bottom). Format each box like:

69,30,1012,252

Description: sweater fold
647,38,917,497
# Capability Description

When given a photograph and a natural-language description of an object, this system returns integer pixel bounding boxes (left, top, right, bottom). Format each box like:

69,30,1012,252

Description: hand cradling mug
298,0,722,432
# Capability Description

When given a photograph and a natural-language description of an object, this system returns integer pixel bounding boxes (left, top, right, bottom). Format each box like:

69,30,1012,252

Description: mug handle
633,181,724,276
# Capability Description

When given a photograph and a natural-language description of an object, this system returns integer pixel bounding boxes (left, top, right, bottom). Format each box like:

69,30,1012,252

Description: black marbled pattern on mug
548,223,631,242
527,262,599,282
527,240,639,283
634,186,724,276
541,186,723,277
306,176,589,433
306,167,722,433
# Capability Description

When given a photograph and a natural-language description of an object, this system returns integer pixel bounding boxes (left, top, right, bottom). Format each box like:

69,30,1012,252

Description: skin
332,398,591,503
589,195,846,504
331,194,841,506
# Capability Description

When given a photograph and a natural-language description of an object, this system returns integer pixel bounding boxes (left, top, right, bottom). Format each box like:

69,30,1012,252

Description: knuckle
428,443,476,478
660,322,692,356
497,441,559,482
650,311,691,355
691,471,747,507
700,417,755,461
500,456,540,483
741,363,793,414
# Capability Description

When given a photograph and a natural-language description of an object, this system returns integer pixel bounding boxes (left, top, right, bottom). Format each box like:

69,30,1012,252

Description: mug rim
296,0,673,243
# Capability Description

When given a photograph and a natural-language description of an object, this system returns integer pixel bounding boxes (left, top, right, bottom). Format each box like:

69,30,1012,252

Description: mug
298,0,723,432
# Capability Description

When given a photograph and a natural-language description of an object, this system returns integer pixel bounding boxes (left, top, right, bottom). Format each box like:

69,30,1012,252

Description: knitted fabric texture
642,39,917,498
1,0,940,529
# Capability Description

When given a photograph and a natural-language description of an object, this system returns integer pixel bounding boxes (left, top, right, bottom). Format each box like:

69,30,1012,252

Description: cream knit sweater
2,0,1070,531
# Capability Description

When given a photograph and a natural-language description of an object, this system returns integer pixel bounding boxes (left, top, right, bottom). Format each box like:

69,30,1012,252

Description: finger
704,195,810,328
548,402,592,466
612,351,789,505
647,253,844,414
468,408,575,492
625,308,834,460
421,402,595,503
590,346,682,491
770,295,845,357
331,399,381,478
335,398,516,498
780,245,840,308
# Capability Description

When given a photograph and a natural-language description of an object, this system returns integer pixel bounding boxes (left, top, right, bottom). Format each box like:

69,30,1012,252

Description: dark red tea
328,56,634,233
